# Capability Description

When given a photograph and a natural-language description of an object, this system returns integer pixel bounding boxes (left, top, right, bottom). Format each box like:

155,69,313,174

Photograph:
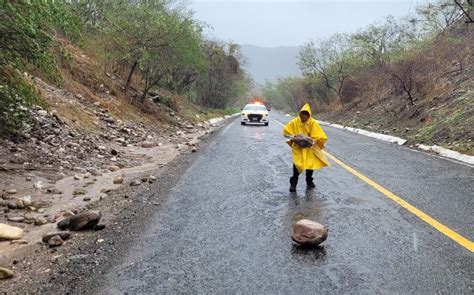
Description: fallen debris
42,231,72,243
292,219,328,246
0,223,23,240
57,211,102,231
0,267,14,280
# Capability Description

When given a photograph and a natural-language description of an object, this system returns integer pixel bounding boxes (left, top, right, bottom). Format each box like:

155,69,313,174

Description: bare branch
454,0,474,23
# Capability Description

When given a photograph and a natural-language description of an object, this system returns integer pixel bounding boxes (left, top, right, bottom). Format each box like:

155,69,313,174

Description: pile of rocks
0,103,201,177
1,193,56,227
0,209,105,280
0,71,222,282
39,210,104,248
1,106,105,174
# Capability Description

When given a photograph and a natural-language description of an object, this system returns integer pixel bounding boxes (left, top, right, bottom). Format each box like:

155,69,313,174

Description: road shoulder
0,118,231,293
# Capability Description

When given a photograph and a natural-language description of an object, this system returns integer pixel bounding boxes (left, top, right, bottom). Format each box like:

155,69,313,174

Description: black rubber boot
289,177,298,192
289,164,299,192
306,171,315,189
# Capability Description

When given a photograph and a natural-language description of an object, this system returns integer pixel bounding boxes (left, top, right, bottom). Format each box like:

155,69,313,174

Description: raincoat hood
299,103,312,117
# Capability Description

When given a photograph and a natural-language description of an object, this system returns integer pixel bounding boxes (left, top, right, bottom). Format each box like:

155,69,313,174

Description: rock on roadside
42,231,72,243
48,235,64,247
0,267,15,280
57,211,101,231
0,223,23,240
141,141,155,148
130,180,141,186
113,176,124,184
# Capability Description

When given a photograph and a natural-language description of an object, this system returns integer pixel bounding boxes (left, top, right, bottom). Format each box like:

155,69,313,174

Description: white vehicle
241,103,269,126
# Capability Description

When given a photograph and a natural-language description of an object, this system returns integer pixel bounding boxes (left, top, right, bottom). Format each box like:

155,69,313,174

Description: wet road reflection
290,244,327,262
288,189,326,223
100,115,474,294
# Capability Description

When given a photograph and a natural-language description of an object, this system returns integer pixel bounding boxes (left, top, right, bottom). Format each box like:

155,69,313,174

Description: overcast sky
190,0,431,47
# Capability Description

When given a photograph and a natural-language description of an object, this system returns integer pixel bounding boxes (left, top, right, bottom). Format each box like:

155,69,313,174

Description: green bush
0,1,80,137
161,95,173,108
223,107,240,115
0,73,42,137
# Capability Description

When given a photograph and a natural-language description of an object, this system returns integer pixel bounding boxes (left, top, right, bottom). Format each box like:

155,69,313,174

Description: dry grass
51,39,178,132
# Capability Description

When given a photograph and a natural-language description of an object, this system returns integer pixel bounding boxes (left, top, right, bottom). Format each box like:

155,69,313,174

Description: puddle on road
288,191,327,223
252,128,264,141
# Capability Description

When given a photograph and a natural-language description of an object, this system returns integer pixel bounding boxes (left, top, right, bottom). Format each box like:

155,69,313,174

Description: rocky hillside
0,38,231,284
318,26,473,155
1,40,226,175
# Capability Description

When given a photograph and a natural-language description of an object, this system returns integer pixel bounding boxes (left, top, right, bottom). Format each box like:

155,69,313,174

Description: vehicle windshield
243,104,267,111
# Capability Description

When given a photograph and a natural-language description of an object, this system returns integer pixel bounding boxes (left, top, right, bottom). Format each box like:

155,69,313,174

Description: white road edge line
208,113,240,125
319,121,407,145
273,119,285,127
220,119,235,135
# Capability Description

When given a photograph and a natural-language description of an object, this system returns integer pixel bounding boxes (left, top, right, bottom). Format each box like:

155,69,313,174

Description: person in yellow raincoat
283,103,329,192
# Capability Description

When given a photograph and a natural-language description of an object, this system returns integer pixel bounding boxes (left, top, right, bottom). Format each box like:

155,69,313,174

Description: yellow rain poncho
283,103,329,173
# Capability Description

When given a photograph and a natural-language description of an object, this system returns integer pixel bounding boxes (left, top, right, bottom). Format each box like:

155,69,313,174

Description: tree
302,76,333,106
298,34,361,104
271,77,307,111
195,41,248,109
416,0,465,36
139,11,205,99
69,0,109,34
287,77,307,111
261,81,292,111
93,0,205,101
385,58,418,107
351,16,407,66
454,0,474,23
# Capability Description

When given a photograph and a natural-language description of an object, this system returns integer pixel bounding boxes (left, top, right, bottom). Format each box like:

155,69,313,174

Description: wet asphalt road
100,112,473,294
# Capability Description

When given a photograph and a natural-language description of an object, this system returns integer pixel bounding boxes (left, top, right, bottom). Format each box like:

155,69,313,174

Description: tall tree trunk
125,61,138,93
392,74,415,106
321,73,344,105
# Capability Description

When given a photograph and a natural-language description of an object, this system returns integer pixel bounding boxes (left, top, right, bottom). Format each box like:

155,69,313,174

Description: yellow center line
325,150,474,252
273,118,474,252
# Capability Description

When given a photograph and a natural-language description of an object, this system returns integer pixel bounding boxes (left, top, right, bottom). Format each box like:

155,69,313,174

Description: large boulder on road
292,219,328,246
